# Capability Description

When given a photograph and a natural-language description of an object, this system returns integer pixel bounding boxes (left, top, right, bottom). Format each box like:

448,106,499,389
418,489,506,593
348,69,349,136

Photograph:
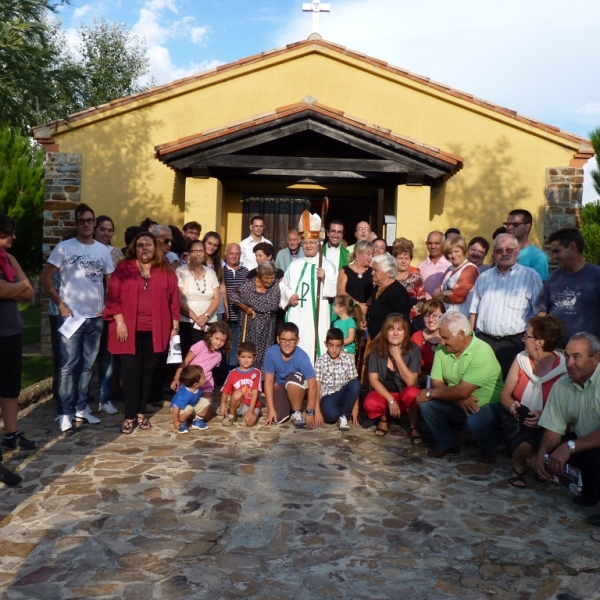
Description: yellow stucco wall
50,44,579,249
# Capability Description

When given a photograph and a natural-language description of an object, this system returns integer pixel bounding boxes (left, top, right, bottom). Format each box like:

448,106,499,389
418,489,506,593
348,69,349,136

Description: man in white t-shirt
41,203,114,432
239,216,271,270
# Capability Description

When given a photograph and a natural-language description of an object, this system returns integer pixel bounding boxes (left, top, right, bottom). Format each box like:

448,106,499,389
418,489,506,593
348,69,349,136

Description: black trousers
121,331,162,420
476,331,524,380
179,321,206,358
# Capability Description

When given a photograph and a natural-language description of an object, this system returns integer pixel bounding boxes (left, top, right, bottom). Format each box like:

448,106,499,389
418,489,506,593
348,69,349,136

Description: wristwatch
426,390,432,399
204,313,210,318
306,409,315,416
567,440,576,455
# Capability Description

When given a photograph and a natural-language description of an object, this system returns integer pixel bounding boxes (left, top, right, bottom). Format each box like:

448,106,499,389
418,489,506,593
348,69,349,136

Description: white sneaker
84,404,93,414
338,416,350,431
56,415,72,432
73,410,101,424
99,401,118,415
291,411,306,429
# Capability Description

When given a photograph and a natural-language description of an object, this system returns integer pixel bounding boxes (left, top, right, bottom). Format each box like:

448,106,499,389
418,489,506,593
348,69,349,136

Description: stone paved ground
1,392,600,600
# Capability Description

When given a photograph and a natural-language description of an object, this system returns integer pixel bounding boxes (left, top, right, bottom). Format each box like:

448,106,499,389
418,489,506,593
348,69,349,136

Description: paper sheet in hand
57,315,86,339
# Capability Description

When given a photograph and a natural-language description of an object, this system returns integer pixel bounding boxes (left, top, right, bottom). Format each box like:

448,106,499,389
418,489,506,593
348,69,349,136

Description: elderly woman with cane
231,260,281,371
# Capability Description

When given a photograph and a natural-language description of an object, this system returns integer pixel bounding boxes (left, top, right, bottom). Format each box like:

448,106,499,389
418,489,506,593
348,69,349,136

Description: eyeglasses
279,337,298,344
356,227,370,232
503,221,527,227
163,239,173,244
522,333,536,340
76,218,95,225
189,249,205,254
494,247,517,255
424,313,441,320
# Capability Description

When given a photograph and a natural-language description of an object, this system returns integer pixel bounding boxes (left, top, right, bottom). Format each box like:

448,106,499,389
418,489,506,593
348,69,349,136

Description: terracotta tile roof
31,38,591,153
153,100,465,175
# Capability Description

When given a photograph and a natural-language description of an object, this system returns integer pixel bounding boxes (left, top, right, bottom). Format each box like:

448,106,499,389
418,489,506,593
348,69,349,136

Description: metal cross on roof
302,2,331,35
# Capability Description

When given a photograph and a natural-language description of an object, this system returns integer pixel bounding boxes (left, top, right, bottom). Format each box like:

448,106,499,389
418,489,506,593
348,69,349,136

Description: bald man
347,221,371,256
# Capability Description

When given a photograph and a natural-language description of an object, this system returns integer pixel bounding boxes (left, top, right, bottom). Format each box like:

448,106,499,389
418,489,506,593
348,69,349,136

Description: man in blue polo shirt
263,322,318,429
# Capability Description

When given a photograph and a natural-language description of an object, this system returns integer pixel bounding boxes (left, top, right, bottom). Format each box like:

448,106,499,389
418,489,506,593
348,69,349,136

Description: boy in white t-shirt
41,203,114,433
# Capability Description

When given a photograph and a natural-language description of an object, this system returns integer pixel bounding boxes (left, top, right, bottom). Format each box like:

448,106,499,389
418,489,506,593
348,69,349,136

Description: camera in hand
516,404,531,424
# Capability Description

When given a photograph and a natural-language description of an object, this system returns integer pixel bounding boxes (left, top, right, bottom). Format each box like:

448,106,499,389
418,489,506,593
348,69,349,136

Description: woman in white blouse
176,240,220,356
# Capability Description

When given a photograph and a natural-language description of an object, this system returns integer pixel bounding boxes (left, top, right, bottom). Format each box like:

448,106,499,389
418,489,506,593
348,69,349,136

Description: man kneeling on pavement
532,332,600,528
416,312,504,463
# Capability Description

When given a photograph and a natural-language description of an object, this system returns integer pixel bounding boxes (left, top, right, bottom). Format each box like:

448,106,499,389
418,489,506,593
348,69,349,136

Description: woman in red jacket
105,232,180,434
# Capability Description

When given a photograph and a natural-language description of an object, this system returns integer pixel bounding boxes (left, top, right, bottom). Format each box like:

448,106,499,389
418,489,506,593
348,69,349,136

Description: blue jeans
419,399,503,456
97,320,115,403
320,379,361,422
227,321,240,368
56,316,104,416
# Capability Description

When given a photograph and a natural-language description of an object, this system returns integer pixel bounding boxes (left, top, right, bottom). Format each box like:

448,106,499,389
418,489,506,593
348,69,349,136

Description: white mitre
299,210,322,239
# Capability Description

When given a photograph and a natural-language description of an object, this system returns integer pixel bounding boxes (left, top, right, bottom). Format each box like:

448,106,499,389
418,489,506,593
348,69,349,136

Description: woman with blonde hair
432,235,478,316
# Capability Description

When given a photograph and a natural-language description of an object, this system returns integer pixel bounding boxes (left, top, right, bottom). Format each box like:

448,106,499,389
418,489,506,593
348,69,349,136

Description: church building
33,37,593,261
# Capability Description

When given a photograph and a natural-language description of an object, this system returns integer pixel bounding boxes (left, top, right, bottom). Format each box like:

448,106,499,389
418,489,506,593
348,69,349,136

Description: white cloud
132,0,215,83
273,0,600,136
577,103,600,119
73,4,93,19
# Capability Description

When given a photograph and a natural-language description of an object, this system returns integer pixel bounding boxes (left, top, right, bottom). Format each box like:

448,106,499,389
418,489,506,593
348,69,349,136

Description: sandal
509,466,526,488
375,416,389,437
222,414,236,427
410,427,423,445
136,415,151,430
121,419,134,435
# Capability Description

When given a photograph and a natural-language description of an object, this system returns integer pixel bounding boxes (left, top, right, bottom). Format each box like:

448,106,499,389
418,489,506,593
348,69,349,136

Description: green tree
75,18,153,111
0,127,45,274
0,0,83,132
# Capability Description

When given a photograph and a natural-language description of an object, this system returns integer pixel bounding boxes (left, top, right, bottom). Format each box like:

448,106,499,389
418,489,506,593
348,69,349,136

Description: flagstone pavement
1,392,600,600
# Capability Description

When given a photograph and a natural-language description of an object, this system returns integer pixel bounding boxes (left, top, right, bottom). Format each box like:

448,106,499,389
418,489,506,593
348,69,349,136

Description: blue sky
56,0,600,200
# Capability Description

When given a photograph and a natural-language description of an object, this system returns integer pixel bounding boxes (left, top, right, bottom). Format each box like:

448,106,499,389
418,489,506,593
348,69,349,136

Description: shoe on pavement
73,410,101,424
2,432,36,451
191,418,209,430
291,411,306,429
0,464,22,487
573,495,600,507
177,422,189,434
338,416,350,431
57,415,73,432
427,444,461,458
479,453,497,464
222,414,236,427
99,401,119,415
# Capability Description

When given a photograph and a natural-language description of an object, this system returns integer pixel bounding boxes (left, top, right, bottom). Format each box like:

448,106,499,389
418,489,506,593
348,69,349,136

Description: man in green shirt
417,312,503,463
533,332,600,523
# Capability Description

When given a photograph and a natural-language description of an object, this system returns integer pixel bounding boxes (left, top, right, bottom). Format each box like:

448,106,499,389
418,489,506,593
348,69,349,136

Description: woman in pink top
500,316,566,488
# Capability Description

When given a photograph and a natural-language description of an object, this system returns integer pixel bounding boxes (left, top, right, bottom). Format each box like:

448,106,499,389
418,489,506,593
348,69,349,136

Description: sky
55,0,600,201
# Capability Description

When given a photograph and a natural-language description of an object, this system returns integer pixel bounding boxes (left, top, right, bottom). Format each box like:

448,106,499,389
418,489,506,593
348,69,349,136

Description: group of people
1,204,600,529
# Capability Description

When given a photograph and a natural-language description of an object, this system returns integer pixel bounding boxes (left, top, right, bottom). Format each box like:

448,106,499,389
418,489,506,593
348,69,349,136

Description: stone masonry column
40,153,82,353
185,177,223,235
394,185,431,264
544,167,584,254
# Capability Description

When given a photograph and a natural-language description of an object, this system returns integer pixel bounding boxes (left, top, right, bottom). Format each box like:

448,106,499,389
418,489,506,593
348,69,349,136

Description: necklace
137,261,151,290
190,267,206,294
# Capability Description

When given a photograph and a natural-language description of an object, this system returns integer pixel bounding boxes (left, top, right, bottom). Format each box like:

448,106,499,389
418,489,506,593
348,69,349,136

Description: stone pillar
41,152,82,353
394,185,431,263
185,177,223,234
544,167,584,252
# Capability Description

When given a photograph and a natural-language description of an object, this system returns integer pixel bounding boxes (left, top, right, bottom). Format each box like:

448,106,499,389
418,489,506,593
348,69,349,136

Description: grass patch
18,303,41,345
22,355,53,389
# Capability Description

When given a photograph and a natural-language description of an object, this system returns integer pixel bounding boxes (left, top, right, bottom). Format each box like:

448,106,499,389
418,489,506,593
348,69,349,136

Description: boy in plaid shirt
314,328,361,430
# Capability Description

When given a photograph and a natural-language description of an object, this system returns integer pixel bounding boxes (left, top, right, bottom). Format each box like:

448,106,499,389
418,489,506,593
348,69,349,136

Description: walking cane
314,196,329,363
242,312,249,343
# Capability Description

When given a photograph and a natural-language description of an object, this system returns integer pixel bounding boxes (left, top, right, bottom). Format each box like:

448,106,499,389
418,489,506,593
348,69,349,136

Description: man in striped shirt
468,233,542,379
223,243,249,370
